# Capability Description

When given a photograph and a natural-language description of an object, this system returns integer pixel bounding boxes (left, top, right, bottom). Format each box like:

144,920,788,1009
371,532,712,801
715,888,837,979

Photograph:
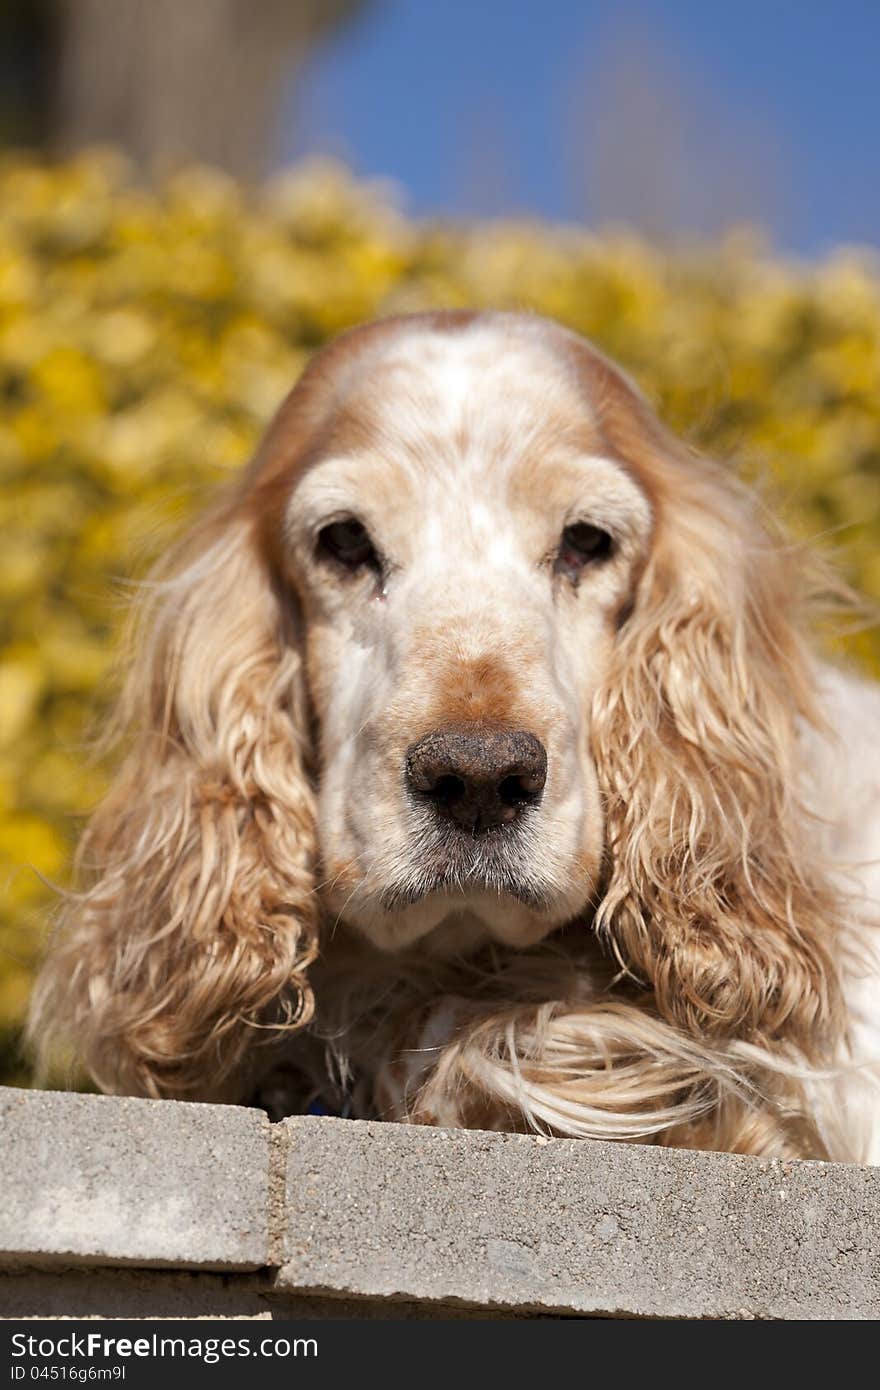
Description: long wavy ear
28,502,317,1100
590,396,844,1054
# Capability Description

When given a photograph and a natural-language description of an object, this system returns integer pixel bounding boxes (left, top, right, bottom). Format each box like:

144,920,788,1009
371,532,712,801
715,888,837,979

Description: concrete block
277,1117,880,1319
0,1087,270,1270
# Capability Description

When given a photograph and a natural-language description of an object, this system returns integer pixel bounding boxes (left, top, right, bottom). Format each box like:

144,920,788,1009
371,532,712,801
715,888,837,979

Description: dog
29,310,880,1161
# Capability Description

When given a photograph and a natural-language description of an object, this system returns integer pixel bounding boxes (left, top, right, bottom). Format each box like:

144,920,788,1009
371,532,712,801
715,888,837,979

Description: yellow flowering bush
1,151,879,1083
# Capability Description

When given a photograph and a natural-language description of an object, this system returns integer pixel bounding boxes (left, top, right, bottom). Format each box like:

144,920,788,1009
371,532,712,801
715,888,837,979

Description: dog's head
31,311,841,1101
268,312,653,952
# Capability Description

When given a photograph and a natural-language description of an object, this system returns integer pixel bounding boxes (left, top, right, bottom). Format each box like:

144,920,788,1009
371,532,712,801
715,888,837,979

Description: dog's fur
29,311,880,1160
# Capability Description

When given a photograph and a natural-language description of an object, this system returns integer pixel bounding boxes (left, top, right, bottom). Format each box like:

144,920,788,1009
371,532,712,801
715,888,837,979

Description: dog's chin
324,820,598,953
341,869,586,955
348,891,563,955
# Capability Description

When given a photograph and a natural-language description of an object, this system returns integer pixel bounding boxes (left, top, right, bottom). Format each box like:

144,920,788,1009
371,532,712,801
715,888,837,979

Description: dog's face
275,317,653,952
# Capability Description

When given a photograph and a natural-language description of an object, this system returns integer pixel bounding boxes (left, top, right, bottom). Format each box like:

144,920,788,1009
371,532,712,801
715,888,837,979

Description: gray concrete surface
2,1085,879,1318
0,1087,270,1270
278,1116,880,1319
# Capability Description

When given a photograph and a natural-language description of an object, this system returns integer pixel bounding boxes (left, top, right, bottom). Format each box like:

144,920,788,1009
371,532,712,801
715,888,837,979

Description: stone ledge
279,1117,880,1318
2,1085,879,1318
0,1087,270,1271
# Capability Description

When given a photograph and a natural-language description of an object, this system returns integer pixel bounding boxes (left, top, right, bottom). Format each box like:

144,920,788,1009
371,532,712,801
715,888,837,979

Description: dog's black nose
405,728,547,833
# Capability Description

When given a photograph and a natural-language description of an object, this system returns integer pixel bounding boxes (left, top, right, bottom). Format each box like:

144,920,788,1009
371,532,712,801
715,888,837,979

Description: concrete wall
1,1086,878,1319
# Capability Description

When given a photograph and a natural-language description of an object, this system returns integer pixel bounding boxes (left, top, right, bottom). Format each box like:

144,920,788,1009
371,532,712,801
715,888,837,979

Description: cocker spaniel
30,310,880,1162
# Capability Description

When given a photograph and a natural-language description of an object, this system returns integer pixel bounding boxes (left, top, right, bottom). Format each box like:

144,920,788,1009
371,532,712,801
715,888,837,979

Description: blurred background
1,0,879,1085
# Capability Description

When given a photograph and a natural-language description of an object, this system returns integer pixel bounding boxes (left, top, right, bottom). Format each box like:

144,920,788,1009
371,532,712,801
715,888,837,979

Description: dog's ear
587,365,843,1054
28,503,318,1100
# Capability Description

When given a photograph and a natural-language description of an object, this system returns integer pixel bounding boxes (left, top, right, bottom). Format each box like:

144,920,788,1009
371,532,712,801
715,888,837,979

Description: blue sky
281,0,880,254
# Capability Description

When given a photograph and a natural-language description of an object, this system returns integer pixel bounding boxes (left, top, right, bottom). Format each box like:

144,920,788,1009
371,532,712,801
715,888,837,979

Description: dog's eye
557,522,614,575
317,518,379,573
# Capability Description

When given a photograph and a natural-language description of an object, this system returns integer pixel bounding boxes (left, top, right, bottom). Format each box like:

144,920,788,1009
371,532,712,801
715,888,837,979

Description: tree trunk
53,0,365,179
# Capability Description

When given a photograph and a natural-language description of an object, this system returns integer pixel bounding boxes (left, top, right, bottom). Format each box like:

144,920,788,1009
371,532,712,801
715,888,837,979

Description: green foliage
2,151,879,1076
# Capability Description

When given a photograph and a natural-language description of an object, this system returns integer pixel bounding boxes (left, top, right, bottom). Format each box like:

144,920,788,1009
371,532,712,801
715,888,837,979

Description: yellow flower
0,661,43,748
